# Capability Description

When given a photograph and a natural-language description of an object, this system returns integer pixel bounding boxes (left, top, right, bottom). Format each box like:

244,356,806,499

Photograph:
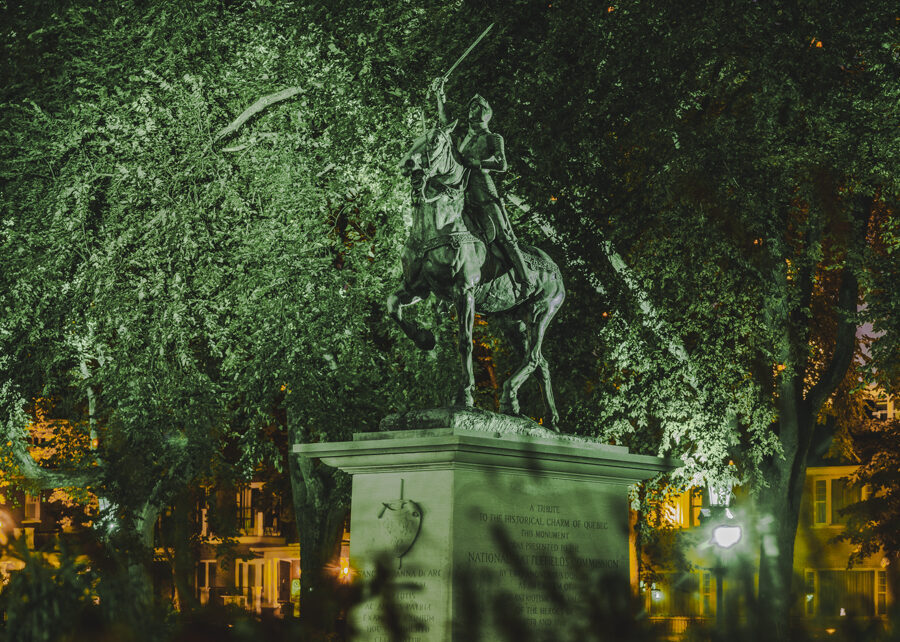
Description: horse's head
398,120,460,183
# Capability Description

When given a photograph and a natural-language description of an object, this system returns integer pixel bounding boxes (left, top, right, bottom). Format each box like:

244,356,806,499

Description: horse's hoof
414,330,436,351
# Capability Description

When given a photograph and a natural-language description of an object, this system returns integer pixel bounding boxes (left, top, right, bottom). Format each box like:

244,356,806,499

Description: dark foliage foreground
2,537,898,642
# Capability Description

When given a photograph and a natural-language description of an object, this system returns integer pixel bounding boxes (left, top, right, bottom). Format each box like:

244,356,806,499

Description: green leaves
0,1,895,607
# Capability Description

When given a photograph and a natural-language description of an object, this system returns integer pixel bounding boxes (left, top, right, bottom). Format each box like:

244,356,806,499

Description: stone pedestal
294,409,677,641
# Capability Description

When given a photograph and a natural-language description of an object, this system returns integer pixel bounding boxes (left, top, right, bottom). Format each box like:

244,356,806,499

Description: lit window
805,571,816,616
877,571,887,615
663,501,682,527
23,493,40,522
814,480,827,524
237,488,257,535
197,560,216,590
831,478,861,525
689,489,703,527
818,570,875,616
701,571,713,615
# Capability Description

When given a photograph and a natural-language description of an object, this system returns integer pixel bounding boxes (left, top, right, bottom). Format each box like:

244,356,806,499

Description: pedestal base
295,410,676,641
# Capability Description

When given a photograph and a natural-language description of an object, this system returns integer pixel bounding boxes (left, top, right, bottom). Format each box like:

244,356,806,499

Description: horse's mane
425,127,466,189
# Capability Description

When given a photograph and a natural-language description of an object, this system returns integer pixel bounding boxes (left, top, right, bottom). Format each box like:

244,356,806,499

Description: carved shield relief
377,480,422,568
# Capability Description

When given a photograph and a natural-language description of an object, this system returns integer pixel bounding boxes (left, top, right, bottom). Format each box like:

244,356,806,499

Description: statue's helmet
467,94,492,122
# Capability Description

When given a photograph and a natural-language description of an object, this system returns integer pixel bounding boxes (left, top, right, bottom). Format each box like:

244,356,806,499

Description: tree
0,0,460,635
482,3,898,639
837,415,900,619
2,1,896,639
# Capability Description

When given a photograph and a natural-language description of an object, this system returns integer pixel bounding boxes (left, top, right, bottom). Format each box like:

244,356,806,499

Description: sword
429,23,495,96
442,22,494,81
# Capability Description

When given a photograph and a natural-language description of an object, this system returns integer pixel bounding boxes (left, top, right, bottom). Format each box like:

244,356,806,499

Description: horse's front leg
387,283,435,351
453,286,476,407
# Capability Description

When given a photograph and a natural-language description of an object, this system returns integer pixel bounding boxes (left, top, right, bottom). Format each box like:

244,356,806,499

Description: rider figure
433,77,531,296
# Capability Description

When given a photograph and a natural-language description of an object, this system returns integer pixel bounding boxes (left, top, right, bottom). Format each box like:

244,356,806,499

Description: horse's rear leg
387,284,435,350
536,356,560,430
501,286,564,429
453,286,476,407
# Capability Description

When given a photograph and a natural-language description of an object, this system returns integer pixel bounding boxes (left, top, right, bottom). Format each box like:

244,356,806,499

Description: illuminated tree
485,3,898,639
1,1,896,639
0,1,454,634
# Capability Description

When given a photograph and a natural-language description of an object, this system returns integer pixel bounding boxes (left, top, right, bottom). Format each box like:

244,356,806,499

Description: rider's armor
456,122,531,294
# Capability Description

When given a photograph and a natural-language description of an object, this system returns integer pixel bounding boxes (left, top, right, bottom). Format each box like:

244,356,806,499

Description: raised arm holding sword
428,24,532,297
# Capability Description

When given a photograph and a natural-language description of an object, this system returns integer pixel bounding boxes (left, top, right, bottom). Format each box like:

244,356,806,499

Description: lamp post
706,482,742,635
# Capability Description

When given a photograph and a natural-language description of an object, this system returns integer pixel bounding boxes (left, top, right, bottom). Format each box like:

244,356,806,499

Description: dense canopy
1,1,896,639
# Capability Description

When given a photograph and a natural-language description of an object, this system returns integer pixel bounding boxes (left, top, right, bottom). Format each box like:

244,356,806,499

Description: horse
387,121,566,429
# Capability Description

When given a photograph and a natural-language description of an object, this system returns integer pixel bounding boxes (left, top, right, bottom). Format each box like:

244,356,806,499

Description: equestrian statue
386,26,566,429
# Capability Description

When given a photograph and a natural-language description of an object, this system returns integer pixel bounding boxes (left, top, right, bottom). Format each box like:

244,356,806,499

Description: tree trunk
286,416,351,636
756,473,804,641
96,502,161,628
170,490,198,611
886,551,900,623
755,382,813,641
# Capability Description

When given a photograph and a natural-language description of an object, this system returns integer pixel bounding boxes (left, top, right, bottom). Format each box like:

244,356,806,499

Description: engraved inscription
461,498,624,633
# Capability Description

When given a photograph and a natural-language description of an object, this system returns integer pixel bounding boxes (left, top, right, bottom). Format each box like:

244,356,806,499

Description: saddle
458,208,505,282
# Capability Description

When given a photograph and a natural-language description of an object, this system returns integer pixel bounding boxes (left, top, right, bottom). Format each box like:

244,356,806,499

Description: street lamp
712,522,742,549
706,482,742,634
707,483,742,548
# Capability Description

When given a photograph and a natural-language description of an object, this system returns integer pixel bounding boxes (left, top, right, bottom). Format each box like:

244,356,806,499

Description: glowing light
712,524,742,549
651,588,663,601
840,607,846,616
608,6,615,11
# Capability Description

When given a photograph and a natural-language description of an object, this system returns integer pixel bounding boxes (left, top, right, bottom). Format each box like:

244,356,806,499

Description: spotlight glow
712,524,742,549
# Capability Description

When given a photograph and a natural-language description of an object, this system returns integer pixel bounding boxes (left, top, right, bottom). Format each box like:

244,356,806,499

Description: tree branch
805,202,869,412
221,132,279,153
9,435,97,490
215,87,302,142
806,271,858,414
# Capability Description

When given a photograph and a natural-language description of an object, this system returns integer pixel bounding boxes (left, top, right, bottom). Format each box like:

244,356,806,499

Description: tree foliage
837,417,900,603
0,0,897,638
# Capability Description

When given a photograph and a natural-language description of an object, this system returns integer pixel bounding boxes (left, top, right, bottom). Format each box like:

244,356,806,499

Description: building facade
643,391,897,637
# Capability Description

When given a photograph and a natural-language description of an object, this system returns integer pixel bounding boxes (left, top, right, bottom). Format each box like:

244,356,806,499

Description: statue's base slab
379,405,560,437
295,408,676,641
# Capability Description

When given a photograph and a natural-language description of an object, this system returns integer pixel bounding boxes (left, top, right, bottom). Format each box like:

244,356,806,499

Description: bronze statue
388,121,565,428
432,78,531,299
